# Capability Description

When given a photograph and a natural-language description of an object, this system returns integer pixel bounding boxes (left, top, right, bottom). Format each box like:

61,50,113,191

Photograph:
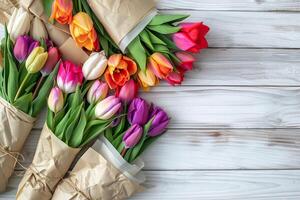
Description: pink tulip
166,71,184,86
175,52,196,71
172,22,209,53
57,60,83,93
41,47,61,76
48,87,64,113
117,79,138,103
87,80,108,104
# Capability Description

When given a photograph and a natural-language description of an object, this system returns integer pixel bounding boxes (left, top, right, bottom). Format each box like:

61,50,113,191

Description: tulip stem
14,73,30,102
121,148,127,157
32,76,44,99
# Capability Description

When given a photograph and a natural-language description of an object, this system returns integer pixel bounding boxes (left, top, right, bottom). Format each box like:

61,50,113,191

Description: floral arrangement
41,0,209,90
0,19,59,191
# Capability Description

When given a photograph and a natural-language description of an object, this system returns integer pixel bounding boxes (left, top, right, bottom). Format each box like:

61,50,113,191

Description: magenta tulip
172,22,209,53
118,80,138,103
128,98,150,126
13,35,39,62
41,47,61,76
123,124,143,148
148,106,169,137
57,60,83,93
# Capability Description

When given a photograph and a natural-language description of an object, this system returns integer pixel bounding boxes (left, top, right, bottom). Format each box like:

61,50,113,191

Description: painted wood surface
1,0,300,199
3,171,300,200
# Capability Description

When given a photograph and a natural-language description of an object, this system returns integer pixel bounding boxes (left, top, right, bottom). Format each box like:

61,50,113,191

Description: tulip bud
128,98,150,126
138,68,158,90
7,7,31,41
148,106,169,137
30,17,48,41
82,51,108,80
48,87,64,113
148,53,173,79
57,60,83,93
117,80,138,103
123,124,143,148
165,71,184,86
175,52,195,71
25,47,48,74
13,35,39,63
41,47,60,76
87,80,108,104
95,96,121,120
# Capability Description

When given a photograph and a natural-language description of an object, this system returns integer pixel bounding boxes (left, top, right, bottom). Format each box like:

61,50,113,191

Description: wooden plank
164,10,300,48
157,0,300,11
33,87,300,129
3,170,300,199
17,129,300,170
165,49,300,86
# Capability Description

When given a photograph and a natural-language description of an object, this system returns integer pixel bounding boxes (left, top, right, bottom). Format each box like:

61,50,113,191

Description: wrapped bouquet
51,96,170,199
0,18,60,192
16,52,122,199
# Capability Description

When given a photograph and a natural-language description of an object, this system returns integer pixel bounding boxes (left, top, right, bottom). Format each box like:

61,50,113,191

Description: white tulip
7,7,31,41
82,51,108,80
30,17,48,41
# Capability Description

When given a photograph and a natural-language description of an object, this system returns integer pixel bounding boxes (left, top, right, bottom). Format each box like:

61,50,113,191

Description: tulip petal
123,56,137,75
172,32,196,51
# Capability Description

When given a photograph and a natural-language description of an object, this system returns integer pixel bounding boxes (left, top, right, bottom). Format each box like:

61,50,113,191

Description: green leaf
112,115,126,139
13,93,33,114
43,0,54,18
55,109,72,139
147,24,180,34
127,37,147,72
53,108,65,128
155,33,178,50
148,14,189,26
104,128,114,143
99,36,109,56
69,109,87,147
7,57,18,103
81,121,111,147
140,30,154,50
30,61,59,117
112,130,125,149
153,44,170,54
123,148,133,162
64,103,83,144
47,108,54,131
146,29,167,46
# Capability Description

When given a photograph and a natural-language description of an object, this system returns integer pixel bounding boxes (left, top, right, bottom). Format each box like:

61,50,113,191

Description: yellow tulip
138,68,158,90
26,47,48,74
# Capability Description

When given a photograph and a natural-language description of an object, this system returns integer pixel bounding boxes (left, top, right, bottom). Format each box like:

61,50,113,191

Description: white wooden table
1,0,300,199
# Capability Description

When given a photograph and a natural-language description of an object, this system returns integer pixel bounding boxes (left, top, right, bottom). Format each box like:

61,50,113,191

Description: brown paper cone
21,0,89,65
52,148,143,200
0,0,20,25
16,124,80,200
0,97,35,193
87,0,156,47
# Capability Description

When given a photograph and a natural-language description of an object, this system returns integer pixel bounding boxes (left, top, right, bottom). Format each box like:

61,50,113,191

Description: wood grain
2,170,300,200
16,128,300,170
165,49,300,86
31,87,300,129
157,0,300,11
164,10,300,48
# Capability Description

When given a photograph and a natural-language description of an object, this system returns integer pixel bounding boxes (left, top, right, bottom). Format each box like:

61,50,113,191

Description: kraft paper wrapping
0,0,20,25
52,137,145,200
87,0,157,51
16,125,81,200
0,97,35,193
21,0,89,65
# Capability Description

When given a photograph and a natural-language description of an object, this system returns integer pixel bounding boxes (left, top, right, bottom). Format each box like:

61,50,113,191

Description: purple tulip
148,106,170,137
127,98,150,126
123,124,143,148
13,35,39,62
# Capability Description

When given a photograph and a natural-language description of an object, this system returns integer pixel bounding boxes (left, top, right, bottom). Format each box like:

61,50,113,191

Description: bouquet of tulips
40,0,209,91
0,23,60,192
51,93,170,200
16,51,123,199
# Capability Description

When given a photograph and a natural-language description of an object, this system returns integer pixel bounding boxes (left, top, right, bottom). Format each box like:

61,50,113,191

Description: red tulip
172,22,209,53
175,52,196,71
165,71,184,86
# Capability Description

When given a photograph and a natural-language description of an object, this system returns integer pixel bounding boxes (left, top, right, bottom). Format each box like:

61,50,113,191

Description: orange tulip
148,53,173,79
105,54,137,89
50,0,73,24
138,68,158,90
70,12,99,51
